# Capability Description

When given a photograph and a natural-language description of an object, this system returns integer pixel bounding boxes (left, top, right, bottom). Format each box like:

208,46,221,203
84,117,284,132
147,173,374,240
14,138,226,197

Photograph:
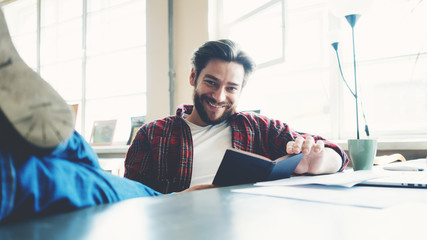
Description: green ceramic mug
348,139,377,171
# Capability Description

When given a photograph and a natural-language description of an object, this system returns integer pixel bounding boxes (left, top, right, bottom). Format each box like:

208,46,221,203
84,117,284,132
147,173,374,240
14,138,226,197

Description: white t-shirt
184,117,232,187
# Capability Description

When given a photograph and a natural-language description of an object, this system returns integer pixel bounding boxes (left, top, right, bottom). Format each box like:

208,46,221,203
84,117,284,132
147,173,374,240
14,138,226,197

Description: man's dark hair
190,39,256,88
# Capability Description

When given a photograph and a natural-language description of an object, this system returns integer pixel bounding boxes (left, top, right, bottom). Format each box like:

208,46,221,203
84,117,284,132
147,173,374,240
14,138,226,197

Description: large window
213,0,427,141
3,0,147,145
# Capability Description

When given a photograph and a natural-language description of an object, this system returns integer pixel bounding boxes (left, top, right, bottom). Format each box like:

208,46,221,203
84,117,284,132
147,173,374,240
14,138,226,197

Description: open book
212,148,304,186
374,153,406,165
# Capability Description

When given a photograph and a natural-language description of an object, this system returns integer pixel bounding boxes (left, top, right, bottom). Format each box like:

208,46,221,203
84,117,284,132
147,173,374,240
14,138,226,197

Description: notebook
358,163,427,188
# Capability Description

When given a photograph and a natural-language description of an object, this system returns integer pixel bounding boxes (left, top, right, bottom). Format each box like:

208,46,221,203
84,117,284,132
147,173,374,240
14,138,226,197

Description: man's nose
213,87,227,102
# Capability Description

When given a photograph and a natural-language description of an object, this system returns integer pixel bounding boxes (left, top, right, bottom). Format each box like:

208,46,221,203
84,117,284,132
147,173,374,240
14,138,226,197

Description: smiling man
124,40,349,194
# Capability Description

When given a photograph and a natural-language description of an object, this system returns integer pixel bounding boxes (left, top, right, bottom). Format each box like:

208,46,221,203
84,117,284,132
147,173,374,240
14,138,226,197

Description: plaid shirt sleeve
230,113,349,172
124,125,153,184
123,115,193,194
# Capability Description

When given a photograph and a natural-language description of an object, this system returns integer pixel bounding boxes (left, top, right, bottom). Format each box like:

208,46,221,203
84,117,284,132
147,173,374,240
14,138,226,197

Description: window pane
220,0,427,140
86,0,146,56
39,0,83,107
356,0,427,60
222,0,271,23
228,1,284,66
239,64,332,137
3,0,37,69
40,0,82,25
3,0,148,145
343,56,427,138
86,47,146,99
40,0,82,65
40,60,83,101
338,0,427,139
86,0,147,144
285,7,328,67
40,18,82,64
88,0,136,12
236,1,333,137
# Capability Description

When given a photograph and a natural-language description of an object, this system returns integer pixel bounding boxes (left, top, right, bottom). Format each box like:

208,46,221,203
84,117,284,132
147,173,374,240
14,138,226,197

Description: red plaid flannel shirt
124,105,349,193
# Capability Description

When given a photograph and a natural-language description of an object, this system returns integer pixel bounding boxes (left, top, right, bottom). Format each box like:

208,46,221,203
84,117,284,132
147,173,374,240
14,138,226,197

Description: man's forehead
199,60,244,82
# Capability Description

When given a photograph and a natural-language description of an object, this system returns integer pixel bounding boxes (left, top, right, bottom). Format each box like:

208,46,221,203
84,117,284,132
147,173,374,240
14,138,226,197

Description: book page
258,170,386,187
226,148,272,161
232,185,427,209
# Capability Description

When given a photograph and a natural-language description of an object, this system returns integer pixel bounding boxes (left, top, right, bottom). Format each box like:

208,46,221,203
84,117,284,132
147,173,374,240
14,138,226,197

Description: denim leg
0,131,161,222
0,151,16,222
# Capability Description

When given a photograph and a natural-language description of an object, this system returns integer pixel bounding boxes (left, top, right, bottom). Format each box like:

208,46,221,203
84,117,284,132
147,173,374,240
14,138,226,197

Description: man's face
191,59,244,126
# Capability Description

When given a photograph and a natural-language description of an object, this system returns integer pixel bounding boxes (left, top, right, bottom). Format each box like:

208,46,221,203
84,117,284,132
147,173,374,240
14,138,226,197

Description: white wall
146,0,170,121
146,0,209,121
173,0,209,110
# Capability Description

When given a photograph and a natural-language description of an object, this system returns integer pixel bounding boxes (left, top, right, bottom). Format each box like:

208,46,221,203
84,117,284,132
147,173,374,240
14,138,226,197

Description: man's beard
193,91,234,125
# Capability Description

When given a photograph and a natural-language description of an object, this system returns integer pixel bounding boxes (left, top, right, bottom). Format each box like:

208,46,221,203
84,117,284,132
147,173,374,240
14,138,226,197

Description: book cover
212,148,304,186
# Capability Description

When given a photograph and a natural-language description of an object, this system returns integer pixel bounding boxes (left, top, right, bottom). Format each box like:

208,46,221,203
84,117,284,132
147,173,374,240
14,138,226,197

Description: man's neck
186,109,209,127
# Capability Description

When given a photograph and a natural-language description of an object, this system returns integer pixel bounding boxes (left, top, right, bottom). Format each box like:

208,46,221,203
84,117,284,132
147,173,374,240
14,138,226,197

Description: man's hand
179,184,218,193
287,136,341,175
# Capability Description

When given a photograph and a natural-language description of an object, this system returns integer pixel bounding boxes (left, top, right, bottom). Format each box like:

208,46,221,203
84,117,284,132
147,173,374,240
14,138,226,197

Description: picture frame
127,116,145,145
70,104,79,127
90,120,117,146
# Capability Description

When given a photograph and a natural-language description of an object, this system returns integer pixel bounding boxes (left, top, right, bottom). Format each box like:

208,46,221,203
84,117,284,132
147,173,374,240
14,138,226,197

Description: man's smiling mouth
208,100,228,108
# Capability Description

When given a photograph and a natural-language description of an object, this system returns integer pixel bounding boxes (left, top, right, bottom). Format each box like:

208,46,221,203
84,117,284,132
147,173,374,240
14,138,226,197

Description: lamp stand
345,14,361,139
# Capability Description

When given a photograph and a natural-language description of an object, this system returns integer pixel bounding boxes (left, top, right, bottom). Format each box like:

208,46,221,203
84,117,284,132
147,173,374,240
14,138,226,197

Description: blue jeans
0,131,161,222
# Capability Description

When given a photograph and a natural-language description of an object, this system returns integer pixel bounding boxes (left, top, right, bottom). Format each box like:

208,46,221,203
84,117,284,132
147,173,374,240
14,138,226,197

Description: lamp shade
328,0,374,17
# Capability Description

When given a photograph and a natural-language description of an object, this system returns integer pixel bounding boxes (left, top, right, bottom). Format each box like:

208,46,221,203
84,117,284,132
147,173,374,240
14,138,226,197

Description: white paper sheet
233,185,427,208
255,170,386,187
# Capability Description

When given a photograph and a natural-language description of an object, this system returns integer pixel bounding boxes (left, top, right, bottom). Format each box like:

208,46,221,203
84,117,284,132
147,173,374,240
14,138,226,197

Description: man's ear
189,68,196,86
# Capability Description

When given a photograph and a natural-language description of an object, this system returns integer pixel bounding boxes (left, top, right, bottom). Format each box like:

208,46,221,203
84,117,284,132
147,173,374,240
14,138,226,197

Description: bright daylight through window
214,0,427,141
3,0,427,145
3,0,147,145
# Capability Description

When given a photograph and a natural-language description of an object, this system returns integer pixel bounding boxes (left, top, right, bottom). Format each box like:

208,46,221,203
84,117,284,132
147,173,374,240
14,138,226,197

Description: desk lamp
329,0,373,139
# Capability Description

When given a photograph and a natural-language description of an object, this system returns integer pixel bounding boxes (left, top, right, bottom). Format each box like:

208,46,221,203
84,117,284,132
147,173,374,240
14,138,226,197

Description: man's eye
205,80,216,86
